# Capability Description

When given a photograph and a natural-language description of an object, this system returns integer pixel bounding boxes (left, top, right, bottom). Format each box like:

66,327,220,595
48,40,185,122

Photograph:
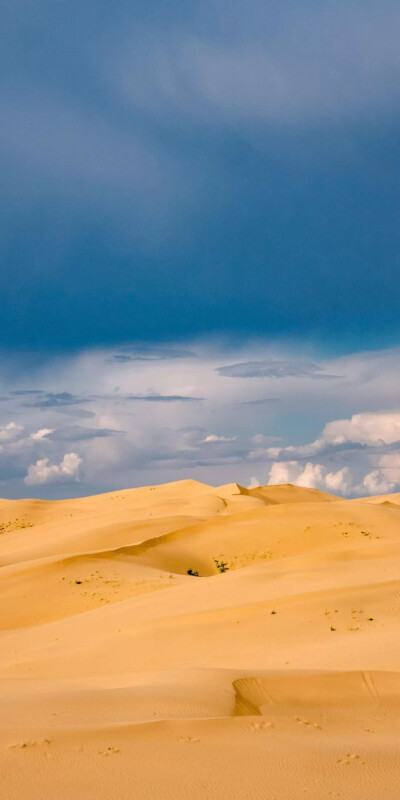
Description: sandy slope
1,480,400,798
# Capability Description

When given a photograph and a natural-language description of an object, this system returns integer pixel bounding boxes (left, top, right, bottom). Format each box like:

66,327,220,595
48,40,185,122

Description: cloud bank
261,412,400,496
0,341,399,499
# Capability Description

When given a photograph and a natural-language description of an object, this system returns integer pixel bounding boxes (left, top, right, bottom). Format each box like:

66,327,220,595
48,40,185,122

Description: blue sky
1,2,400,497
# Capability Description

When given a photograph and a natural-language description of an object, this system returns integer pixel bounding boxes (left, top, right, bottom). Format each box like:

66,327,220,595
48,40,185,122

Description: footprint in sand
251,721,273,733
337,753,365,766
8,739,51,750
178,736,200,743
295,717,322,729
98,747,121,756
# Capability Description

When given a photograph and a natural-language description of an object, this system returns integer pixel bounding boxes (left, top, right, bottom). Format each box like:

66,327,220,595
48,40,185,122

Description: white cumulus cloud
267,455,400,497
264,412,400,461
30,428,54,441
267,460,355,496
322,412,400,447
0,422,24,445
361,453,400,495
24,453,82,486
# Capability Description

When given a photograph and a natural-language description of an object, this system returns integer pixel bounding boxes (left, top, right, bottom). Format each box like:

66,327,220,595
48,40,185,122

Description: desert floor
1,479,400,798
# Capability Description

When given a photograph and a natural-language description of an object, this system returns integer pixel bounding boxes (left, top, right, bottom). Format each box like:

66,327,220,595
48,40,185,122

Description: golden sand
1,479,400,798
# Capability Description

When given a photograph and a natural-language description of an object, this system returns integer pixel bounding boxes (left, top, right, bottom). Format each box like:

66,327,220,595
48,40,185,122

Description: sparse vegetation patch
0,519,34,535
213,558,229,573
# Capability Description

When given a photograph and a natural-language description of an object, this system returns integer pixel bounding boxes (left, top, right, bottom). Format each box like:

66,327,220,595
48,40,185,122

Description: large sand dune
1,479,400,798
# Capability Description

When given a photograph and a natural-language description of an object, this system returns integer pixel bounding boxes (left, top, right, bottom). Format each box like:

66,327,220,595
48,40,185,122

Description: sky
1,1,400,498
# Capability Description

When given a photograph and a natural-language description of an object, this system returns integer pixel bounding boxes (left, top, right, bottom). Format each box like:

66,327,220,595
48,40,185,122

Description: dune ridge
1,479,400,798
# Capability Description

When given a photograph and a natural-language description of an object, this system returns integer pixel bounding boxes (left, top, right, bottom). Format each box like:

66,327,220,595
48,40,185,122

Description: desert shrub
187,569,199,577
213,559,229,573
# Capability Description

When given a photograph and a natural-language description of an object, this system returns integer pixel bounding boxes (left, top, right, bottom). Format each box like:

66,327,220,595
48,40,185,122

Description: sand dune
356,491,400,506
1,480,400,798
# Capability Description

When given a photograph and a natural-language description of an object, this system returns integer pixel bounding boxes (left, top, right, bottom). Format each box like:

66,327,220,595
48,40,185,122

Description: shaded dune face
1,480,400,799
233,671,400,716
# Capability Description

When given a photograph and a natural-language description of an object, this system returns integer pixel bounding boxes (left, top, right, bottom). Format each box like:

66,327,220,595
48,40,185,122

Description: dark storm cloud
19,389,203,408
52,408,96,419
47,426,125,443
239,398,280,406
11,390,45,396
0,1,400,350
106,347,197,364
20,392,96,418
24,392,90,408
124,394,204,403
216,360,342,380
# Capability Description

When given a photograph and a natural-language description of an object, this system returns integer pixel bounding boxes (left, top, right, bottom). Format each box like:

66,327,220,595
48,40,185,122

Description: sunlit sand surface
2,479,400,798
